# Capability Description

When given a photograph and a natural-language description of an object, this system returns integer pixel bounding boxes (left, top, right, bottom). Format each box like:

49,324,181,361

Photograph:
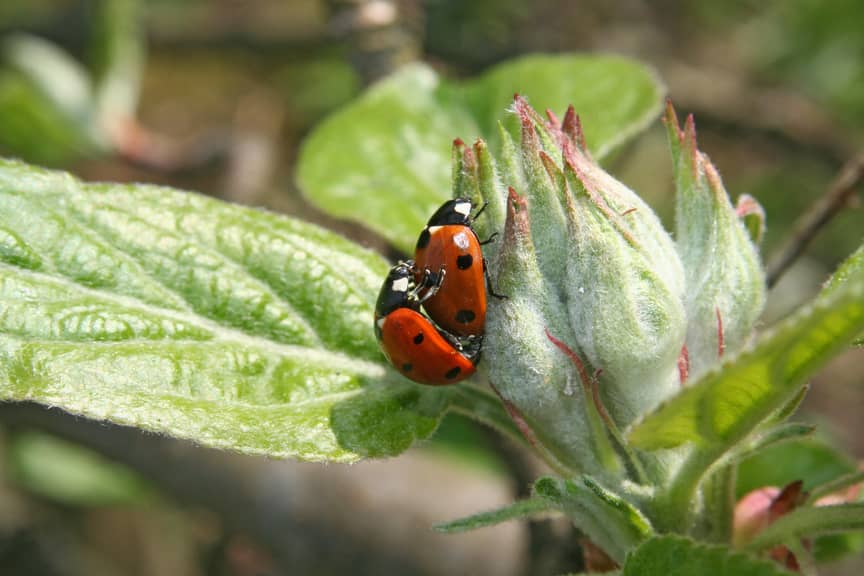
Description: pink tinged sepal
665,99,766,379
736,193,766,245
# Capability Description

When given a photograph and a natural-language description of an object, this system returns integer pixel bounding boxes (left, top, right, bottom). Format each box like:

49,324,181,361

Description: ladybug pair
374,199,493,385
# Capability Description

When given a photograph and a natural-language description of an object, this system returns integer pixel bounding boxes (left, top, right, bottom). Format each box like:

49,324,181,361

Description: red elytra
377,307,476,385
414,198,487,337
374,262,478,386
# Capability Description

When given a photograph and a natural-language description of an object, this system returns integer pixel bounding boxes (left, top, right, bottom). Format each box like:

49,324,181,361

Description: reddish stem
678,344,690,386
716,307,725,358
488,382,541,451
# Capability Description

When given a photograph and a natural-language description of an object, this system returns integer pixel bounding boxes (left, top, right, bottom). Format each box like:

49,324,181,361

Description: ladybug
414,198,499,337
374,262,480,386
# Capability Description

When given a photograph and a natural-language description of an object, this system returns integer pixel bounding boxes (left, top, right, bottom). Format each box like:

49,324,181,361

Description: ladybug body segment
374,262,478,386
414,198,487,337
377,307,477,385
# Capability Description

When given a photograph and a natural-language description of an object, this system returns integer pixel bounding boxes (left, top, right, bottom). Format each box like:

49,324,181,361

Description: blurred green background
0,1,862,575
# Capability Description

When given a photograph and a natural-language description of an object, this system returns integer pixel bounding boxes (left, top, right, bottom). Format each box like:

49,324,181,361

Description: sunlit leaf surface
0,158,458,462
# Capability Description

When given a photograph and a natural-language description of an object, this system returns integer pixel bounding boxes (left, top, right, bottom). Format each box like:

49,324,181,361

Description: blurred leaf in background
7,431,151,506
0,0,143,165
271,52,360,127
751,0,864,128
298,54,664,252
0,34,104,165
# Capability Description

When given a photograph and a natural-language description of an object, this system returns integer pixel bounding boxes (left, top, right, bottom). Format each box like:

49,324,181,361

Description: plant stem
807,470,864,504
698,463,736,543
651,446,723,534
785,538,817,576
766,153,864,288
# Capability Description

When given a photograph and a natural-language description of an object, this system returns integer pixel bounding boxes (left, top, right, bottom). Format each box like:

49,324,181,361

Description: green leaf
298,55,665,252
0,35,102,164
808,470,864,503
822,244,864,297
728,423,816,467
623,535,795,576
0,70,93,165
534,476,653,563
811,531,864,564
0,158,459,462
627,251,864,451
7,431,150,506
823,244,864,344
433,497,552,533
736,438,857,499
3,34,97,136
462,55,664,158
745,503,864,552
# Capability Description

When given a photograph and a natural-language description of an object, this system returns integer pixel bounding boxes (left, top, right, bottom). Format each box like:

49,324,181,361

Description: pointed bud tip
563,104,577,125
453,137,465,148
462,143,476,167
538,150,563,183
505,187,531,240
507,186,524,208
683,114,699,160
513,95,539,126
702,155,724,192
562,106,588,153
664,106,699,173
561,139,588,185
663,99,684,143
544,108,566,147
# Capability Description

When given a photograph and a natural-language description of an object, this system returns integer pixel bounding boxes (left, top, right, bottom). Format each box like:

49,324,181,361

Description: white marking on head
454,201,471,217
391,277,410,292
428,225,442,235
376,316,387,329
453,231,470,250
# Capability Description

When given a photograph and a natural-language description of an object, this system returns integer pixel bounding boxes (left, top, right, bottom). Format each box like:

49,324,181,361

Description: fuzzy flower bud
456,96,765,480
485,189,621,477
665,101,766,378
561,141,686,427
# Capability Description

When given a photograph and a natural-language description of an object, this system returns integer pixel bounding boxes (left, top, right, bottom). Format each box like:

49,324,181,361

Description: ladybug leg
415,266,447,304
437,325,465,352
409,268,431,300
479,232,499,246
462,334,484,364
483,258,508,300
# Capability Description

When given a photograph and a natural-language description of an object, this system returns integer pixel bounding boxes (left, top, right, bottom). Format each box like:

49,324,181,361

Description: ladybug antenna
472,200,490,221
479,232,499,246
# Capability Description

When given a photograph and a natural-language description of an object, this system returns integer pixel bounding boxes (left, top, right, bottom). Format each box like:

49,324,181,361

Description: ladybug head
374,261,417,318
426,198,474,227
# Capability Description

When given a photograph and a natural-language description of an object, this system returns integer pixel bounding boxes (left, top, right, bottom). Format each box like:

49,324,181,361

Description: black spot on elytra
416,228,431,250
455,309,476,324
413,332,424,345
402,363,413,372
456,254,473,270
445,366,461,379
